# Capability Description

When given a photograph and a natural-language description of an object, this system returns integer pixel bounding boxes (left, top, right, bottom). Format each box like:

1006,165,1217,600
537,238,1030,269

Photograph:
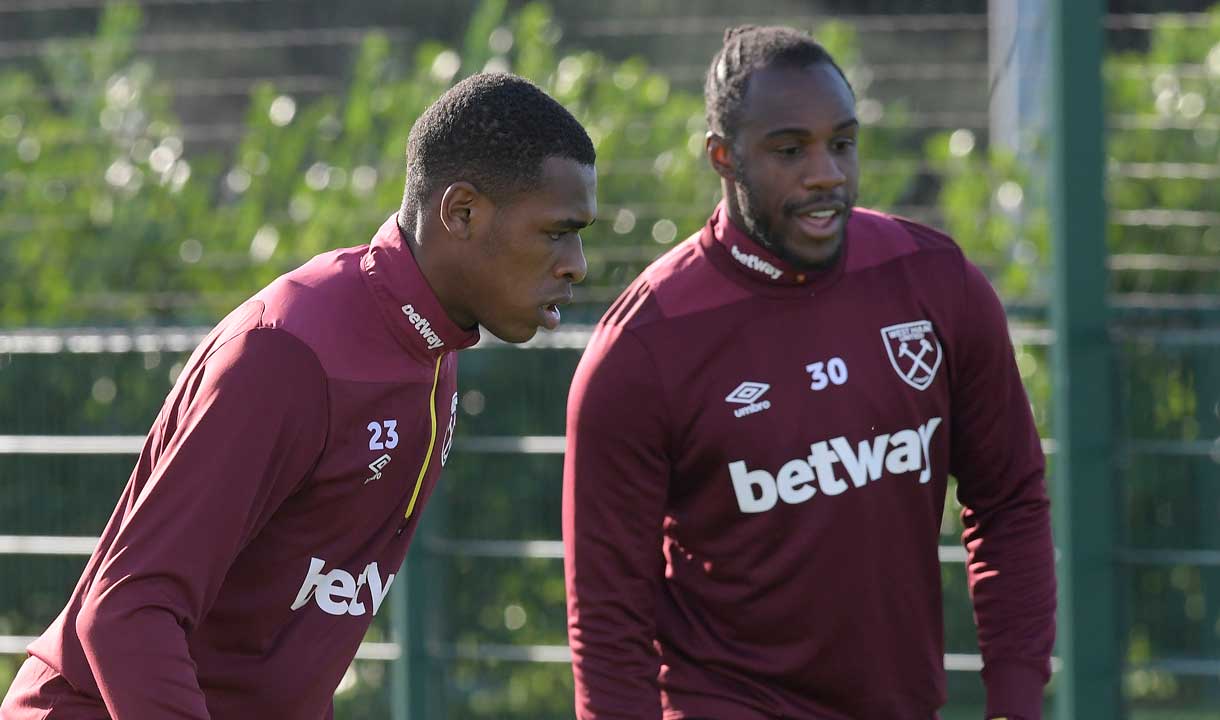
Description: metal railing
2,315,1217,710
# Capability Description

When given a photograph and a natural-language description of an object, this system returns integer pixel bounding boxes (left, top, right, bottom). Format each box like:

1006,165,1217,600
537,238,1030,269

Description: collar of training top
361,214,481,358
699,201,848,295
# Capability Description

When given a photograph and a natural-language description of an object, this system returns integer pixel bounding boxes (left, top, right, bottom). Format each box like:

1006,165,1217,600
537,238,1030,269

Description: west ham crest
881,320,943,391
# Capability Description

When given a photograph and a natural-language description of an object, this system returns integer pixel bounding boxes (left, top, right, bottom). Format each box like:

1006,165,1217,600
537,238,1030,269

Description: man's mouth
539,293,571,331
794,206,845,237
541,303,561,330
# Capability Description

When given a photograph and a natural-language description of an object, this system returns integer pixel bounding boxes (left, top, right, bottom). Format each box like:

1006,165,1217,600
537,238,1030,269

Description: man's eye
775,146,802,156
548,232,566,241
833,138,857,151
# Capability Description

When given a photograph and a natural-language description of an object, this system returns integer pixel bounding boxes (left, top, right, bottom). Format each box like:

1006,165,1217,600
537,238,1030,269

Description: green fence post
406,533,433,719
391,565,410,720
392,493,446,720
1048,0,1122,718
1194,342,1220,706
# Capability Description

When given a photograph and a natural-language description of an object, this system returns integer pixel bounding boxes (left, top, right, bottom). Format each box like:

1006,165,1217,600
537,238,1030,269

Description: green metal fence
4,311,1216,719
0,322,1059,720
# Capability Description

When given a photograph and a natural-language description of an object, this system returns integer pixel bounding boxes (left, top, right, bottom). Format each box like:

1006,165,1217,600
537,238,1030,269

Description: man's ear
439,181,483,241
706,133,737,182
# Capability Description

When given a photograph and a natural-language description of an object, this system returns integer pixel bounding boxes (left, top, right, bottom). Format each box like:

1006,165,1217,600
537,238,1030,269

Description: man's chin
485,324,539,345
779,235,844,271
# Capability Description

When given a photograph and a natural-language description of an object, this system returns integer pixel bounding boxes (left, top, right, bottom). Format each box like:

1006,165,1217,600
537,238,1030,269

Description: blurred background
1,0,1218,717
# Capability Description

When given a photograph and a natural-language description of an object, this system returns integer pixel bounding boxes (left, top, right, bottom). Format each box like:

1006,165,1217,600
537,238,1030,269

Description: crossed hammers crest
881,321,942,391
898,337,936,380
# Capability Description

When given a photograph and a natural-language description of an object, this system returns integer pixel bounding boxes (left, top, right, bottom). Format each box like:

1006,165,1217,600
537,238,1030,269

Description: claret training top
564,203,1055,720
2,215,479,719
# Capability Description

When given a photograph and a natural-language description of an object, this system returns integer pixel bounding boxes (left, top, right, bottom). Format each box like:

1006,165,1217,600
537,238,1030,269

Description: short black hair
400,72,595,224
705,25,853,138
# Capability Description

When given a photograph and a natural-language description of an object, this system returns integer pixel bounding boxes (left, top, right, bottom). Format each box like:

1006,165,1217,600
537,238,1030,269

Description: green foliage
0,3,199,324
933,5,1220,300
1105,7,1220,297
927,136,1049,300
0,1,916,326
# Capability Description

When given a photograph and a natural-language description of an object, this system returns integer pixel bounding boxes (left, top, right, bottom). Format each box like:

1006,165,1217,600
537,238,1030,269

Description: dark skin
709,65,1021,720
707,62,860,269
408,156,596,343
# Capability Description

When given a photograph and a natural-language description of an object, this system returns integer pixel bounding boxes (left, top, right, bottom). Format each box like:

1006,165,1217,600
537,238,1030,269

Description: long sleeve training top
3,215,479,719
563,204,1056,720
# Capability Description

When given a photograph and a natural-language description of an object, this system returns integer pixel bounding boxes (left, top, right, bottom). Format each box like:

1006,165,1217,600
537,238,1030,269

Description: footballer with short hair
563,26,1054,720
2,72,597,719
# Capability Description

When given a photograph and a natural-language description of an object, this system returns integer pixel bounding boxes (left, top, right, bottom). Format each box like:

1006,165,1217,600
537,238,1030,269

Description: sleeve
75,328,329,719
563,324,670,720
948,259,1056,720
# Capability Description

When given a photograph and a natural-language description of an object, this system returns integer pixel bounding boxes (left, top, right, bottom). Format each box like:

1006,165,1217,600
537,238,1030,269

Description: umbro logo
726,381,771,418
365,453,391,484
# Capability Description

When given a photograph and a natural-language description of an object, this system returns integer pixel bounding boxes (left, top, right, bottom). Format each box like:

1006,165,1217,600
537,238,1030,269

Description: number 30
805,357,848,391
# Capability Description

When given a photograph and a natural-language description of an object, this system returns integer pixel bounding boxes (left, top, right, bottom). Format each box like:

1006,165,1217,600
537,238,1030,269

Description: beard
732,163,852,273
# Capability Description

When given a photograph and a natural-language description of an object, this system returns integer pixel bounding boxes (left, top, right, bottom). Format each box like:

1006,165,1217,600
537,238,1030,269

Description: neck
719,185,847,275
720,180,747,234
397,214,477,331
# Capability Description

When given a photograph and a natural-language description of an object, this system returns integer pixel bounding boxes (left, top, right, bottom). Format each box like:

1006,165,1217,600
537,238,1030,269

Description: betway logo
729,418,942,514
290,557,395,616
730,244,783,280
401,303,444,349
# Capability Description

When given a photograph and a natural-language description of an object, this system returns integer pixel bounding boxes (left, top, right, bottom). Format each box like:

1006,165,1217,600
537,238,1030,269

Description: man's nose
803,150,846,191
555,235,588,284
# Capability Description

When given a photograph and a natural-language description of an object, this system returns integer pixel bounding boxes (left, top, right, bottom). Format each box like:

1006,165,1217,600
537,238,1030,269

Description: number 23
368,420,399,450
